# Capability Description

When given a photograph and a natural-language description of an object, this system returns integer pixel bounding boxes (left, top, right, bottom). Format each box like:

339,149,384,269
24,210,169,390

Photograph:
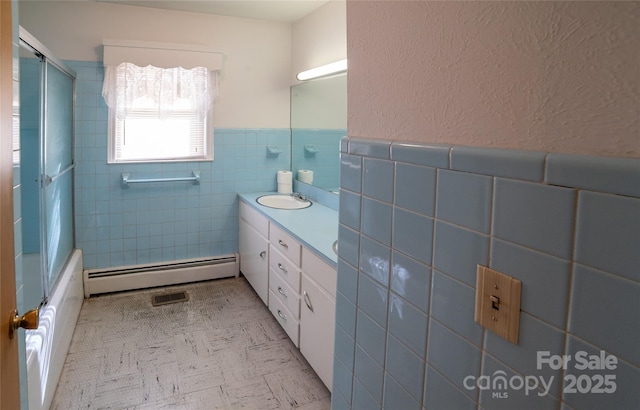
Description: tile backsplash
69,61,290,269
292,128,344,190
333,137,639,409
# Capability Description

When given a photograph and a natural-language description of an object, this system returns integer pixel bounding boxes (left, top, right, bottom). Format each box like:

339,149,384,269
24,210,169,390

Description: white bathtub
26,249,84,410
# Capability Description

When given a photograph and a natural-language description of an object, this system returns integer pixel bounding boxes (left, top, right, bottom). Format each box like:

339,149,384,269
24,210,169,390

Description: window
103,63,216,163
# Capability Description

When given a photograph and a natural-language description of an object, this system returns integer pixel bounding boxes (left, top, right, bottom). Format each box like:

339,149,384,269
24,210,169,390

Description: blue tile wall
291,128,344,191
436,169,492,233
334,137,640,409
354,345,385,405
394,162,436,216
383,372,421,410
356,310,387,365
385,334,424,401
68,61,290,270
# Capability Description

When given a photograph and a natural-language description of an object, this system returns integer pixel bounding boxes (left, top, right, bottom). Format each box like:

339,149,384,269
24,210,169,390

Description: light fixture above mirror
296,59,347,81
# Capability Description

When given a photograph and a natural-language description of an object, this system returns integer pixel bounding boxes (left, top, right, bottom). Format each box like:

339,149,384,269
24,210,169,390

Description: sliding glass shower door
19,32,76,306
42,60,75,292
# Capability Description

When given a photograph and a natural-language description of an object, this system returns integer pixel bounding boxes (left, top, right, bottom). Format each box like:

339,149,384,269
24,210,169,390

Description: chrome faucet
292,192,307,201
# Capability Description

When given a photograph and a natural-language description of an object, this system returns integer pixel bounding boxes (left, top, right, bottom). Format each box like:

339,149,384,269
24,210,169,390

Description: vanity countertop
238,192,338,267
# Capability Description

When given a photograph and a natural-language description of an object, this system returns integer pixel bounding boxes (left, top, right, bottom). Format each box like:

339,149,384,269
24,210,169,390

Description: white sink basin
256,194,312,210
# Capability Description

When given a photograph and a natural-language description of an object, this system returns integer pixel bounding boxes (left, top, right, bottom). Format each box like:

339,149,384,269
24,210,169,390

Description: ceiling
95,0,329,23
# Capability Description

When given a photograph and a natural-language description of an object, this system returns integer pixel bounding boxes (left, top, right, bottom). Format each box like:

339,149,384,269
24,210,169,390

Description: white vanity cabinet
239,202,270,305
300,248,337,391
268,224,302,346
238,199,337,391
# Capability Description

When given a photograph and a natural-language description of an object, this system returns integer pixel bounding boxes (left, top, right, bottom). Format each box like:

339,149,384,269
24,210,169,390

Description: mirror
291,74,347,193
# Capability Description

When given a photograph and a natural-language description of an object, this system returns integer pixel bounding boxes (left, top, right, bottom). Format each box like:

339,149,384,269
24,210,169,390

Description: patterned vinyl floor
50,277,331,409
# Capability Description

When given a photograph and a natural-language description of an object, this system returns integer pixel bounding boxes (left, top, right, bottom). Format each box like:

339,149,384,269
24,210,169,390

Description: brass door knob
9,307,39,339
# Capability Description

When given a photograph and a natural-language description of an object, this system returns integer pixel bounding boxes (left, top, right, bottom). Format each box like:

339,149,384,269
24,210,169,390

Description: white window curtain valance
103,39,223,70
102,63,219,120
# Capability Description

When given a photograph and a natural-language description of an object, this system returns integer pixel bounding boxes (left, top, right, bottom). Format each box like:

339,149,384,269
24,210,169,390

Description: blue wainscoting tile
390,142,451,169
430,271,483,347
359,235,391,286
338,258,358,304
392,208,433,265
490,238,571,328
546,152,640,198
450,145,546,181
569,264,640,366
394,163,436,216
574,191,640,282
338,224,359,269
383,373,421,410
424,366,477,410
436,169,493,233
339,189,361,231
391,251,431,313
356,310,387,366
492,178,575,259
427,319,482,399
354,346,384,405
340,136,350,153
340,154,362,193
357,274,389,328
385,334,425,401
352,379,381,410
331,357,353,409
388,293,428,358
563,336,640,410
363,158,394,203
335,324,356,370
349,138,391,159
484,313,565,398
336,291,357,338
479,354,560,410
433,221,489,286
331,390,351,410
361,198,392,246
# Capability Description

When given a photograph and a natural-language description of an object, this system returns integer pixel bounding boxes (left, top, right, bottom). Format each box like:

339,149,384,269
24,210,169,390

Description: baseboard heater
83,254,239,297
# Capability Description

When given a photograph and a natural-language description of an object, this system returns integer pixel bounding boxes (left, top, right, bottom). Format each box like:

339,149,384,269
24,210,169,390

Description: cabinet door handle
277,309,287,322
277,263,288,274
303,291,314,312
259,251,266,259
277,286,288,298
278,239,288,249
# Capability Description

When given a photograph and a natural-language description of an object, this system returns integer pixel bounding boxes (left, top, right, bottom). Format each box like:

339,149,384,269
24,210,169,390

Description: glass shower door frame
20,27,77,304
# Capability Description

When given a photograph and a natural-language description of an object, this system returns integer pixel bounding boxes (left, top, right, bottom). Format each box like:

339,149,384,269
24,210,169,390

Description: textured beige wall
347,1,640,157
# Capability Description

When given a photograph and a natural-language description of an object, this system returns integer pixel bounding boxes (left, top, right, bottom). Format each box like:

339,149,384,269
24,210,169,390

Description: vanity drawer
239,201,269,238
269,224,301,266
302,247,337,298
269,246,301,291
269,268,300,320
269,290,299,347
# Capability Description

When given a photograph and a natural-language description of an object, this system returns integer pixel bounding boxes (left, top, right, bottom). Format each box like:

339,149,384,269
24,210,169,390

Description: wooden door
0,0,21,408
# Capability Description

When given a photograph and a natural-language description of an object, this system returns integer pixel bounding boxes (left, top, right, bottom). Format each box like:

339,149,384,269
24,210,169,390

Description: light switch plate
475,265,521,344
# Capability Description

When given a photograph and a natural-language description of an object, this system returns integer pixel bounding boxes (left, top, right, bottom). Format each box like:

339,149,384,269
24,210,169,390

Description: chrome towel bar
121,171,200,188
